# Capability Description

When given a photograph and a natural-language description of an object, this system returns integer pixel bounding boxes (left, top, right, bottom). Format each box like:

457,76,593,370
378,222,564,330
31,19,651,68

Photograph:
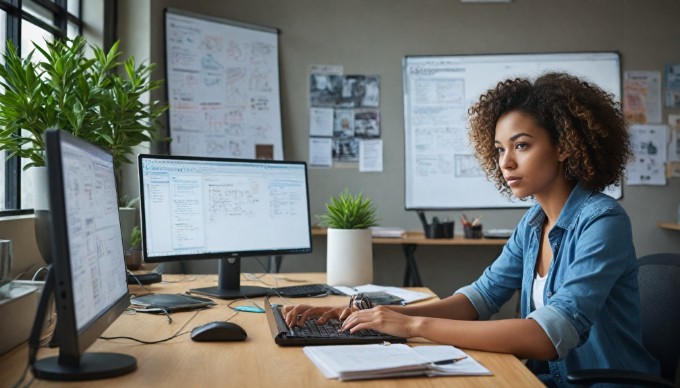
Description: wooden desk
313,228,507,287
0,274,541,387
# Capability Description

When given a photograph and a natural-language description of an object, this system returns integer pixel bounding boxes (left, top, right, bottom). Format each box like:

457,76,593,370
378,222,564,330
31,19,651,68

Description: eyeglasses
348,293,373,310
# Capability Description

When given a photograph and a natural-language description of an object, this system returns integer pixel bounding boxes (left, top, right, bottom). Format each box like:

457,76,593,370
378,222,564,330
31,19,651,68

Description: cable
10,364,32,388
31,266,48,281
101,309,240,344
126,269,155,295
101,309,202,344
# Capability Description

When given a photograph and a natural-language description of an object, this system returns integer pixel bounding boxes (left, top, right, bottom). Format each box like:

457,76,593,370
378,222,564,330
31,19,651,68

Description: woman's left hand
339,305,419,338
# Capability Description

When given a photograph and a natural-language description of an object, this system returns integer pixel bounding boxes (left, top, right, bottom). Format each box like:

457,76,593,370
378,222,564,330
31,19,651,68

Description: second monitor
138,155,312,299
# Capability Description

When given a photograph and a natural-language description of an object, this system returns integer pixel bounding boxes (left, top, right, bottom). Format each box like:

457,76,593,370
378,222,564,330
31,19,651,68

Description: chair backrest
637,253,680,383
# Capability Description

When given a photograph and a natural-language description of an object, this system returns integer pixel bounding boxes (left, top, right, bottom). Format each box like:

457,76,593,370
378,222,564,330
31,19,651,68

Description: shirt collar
527,183,592,231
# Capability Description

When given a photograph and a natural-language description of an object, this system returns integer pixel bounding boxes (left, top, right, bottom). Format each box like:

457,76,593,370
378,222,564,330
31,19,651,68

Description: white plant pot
326,228,373,287
119,207,138,252
32,166,52,264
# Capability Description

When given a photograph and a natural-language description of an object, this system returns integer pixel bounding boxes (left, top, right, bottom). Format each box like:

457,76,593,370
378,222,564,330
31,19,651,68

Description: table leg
402,244,422,287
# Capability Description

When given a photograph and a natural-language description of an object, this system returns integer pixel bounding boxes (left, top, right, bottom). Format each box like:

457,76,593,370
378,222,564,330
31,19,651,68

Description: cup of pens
461,214,483,239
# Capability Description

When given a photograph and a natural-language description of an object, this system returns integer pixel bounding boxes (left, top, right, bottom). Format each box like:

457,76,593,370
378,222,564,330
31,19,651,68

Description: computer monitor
138,154,312,299
29,129,136,380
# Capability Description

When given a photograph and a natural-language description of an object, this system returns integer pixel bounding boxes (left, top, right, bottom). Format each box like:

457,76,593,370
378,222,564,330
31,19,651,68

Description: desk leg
402,244,422,287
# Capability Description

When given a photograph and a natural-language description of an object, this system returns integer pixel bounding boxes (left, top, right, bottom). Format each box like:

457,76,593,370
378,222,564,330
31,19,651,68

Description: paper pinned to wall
309,137,333,168
359,139,383,172
624,71,662,124
627,124,668,185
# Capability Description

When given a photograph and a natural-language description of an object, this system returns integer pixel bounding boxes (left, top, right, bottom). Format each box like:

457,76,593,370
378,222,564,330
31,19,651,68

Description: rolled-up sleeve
527,305,580,359
454,215,528,321
455,284,496,321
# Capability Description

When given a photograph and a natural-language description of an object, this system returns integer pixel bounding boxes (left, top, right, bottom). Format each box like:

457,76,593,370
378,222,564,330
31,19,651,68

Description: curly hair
468,72,632,197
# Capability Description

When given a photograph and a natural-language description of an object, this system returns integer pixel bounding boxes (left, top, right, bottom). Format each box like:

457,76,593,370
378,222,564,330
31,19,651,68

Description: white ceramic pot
32,166,52,264
118,207,137,252
326,228,373,287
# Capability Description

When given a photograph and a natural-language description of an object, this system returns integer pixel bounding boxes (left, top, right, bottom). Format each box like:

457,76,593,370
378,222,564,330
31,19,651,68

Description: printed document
304,343,491,381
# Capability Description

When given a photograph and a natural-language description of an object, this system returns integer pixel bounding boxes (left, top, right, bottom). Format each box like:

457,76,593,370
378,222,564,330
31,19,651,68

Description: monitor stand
190,257,269,299
29,266,137,381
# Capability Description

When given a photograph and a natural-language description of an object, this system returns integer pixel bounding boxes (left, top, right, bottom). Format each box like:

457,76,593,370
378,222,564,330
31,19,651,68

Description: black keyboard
291,317,385,339
270,283,343,297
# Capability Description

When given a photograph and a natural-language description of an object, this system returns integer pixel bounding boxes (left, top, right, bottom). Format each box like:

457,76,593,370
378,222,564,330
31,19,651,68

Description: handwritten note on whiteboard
165,9,283,160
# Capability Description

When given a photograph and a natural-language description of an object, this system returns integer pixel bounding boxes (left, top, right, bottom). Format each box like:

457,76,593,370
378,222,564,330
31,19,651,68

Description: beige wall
4,1,678,302
119,0,680,299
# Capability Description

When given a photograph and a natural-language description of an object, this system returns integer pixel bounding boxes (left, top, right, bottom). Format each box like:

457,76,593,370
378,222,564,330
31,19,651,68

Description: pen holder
464,224,483,239
425,221,454,239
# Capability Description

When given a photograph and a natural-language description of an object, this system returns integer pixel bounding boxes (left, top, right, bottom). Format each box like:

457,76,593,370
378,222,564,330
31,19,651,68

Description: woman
285,73,659,386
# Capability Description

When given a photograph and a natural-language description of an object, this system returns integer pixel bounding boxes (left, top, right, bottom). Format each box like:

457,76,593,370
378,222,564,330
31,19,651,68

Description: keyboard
270,283,343,297
291,317,386,339
266,296,407,346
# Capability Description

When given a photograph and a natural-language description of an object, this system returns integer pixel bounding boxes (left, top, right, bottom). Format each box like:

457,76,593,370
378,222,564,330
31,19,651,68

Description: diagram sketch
166,10,283,160
404,53,622,209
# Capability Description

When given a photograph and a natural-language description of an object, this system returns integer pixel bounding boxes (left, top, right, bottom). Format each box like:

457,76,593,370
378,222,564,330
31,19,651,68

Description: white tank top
532,272,547,310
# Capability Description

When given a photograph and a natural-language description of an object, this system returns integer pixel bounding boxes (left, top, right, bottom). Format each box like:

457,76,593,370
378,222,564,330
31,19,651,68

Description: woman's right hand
283,304,354,327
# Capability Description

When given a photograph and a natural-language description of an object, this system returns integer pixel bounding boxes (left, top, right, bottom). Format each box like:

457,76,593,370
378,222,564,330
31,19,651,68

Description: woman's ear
557,146,569,162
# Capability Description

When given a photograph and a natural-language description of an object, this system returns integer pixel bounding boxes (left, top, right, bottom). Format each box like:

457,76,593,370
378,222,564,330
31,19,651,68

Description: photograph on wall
310,74,343,107
354,110,380,138
309,68,382,167
665,64,680,108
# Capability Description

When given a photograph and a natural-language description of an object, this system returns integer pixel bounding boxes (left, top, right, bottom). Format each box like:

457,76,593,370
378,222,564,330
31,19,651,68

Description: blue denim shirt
456,184,659,387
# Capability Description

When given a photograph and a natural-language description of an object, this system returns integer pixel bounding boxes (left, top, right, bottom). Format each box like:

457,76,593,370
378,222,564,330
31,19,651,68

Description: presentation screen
403,52,622,209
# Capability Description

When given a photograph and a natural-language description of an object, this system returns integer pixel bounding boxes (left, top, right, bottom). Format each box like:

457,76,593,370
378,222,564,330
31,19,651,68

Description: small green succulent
317,190,378,229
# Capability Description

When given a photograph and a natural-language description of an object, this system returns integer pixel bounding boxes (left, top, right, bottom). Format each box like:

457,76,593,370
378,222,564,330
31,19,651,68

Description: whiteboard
403,52,622,209
165,9,283,160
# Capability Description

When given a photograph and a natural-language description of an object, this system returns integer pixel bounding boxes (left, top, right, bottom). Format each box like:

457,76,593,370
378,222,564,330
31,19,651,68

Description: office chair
567,253,680,387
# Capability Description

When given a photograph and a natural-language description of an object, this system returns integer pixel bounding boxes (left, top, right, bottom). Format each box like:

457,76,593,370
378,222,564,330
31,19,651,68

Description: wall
117,0,680,301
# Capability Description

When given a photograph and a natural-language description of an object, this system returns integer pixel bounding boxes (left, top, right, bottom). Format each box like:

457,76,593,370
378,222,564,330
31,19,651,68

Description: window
0,0,82,213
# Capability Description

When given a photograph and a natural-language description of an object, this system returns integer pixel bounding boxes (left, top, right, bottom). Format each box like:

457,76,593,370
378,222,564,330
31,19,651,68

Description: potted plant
0,36,167,177
119,194,140,252
318,190,378,286
124,226,142,270
0,36,167,263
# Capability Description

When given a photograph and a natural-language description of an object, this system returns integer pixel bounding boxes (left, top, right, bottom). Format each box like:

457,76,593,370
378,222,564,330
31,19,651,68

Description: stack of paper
369,226,406,238
304,343,492,381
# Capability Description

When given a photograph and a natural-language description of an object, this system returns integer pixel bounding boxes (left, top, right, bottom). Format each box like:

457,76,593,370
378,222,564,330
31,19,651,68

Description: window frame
0,0,82,215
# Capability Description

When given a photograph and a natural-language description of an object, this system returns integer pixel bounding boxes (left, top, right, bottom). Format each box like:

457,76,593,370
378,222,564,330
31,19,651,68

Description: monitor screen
31,129,135,380
138,154,312,299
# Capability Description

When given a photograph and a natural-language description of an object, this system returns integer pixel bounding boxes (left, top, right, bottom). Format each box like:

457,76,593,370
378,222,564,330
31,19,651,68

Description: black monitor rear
30,129,136,380
138,154,312,299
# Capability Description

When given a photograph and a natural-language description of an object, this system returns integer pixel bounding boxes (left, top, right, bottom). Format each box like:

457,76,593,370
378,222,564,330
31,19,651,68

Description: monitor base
190,285,269,299
33,352,137,381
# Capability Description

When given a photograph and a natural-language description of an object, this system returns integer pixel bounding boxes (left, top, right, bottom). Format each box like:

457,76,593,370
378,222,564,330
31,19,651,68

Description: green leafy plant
0,36,168,191
129,225,142,250
317,190,378,229
119,194,140,208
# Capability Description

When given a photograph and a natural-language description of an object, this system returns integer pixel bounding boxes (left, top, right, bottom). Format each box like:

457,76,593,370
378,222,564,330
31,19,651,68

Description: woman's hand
283,304,354,327
340,306,419,338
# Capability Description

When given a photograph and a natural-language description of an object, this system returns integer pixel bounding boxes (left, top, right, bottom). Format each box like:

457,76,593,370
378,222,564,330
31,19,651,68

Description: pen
432,356,468,365
472,214,483,226
460,213,471,227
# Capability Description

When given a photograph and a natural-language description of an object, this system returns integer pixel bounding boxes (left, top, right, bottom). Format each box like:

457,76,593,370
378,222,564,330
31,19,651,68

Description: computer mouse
190,321,248,342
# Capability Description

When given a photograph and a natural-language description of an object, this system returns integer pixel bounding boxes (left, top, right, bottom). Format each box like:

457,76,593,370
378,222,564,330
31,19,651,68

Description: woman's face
494,111,566,200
